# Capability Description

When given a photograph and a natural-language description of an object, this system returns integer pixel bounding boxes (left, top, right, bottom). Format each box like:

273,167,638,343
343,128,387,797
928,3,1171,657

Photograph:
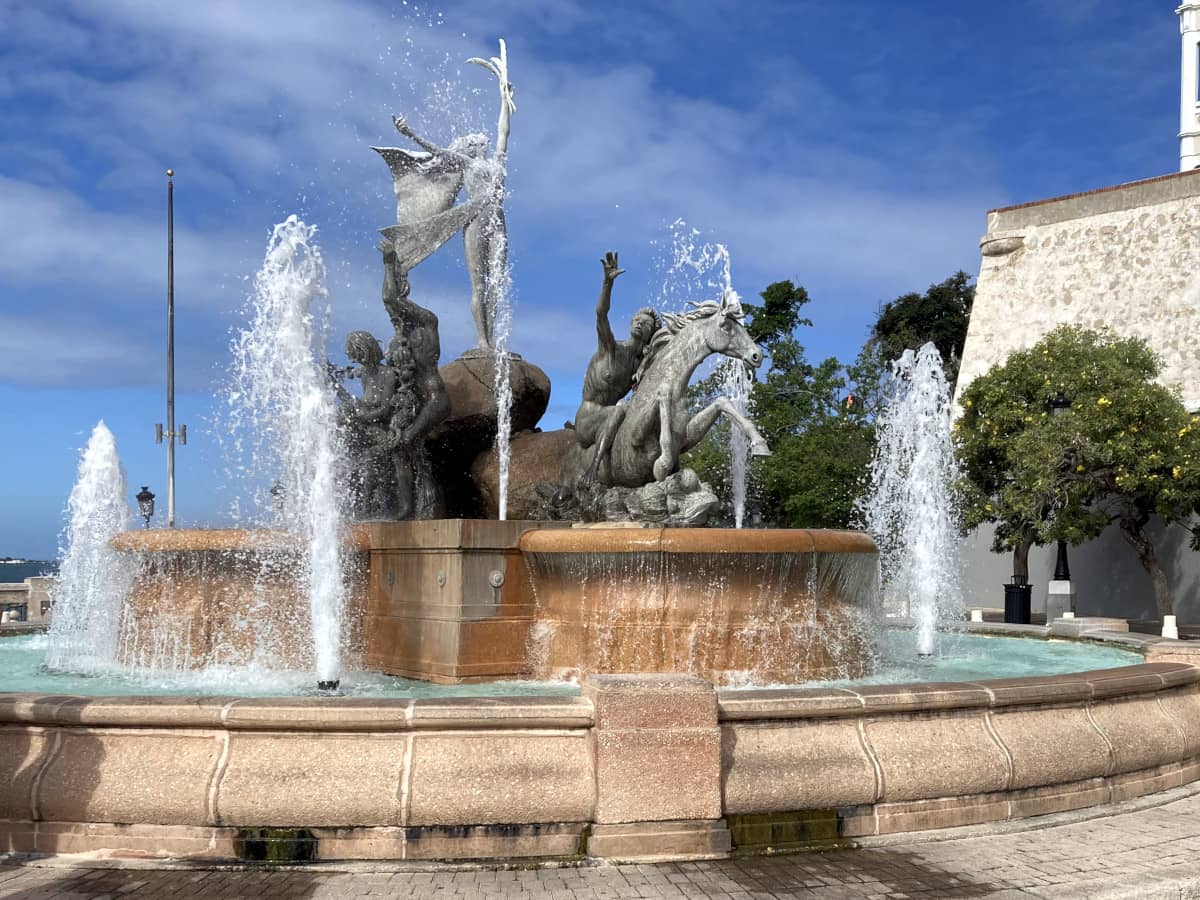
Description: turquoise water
0,633,578,699
0,629,1142,699
789,628,1142,689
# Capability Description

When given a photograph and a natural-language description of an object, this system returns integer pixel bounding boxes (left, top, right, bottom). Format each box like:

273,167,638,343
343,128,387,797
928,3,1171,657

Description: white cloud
0,315,152,386
1,0,998,399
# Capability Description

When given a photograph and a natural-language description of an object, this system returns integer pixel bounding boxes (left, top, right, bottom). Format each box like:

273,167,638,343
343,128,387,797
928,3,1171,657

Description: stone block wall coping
715,662,1199,721
0,693,595,731
107,522,582,556
987,168,1200,230
961,621,1051,638
520,527,877,556
109,528,327,554
359,519,569,551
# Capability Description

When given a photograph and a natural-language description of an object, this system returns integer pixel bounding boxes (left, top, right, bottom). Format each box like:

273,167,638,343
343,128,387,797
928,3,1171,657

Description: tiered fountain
2,37,1198,866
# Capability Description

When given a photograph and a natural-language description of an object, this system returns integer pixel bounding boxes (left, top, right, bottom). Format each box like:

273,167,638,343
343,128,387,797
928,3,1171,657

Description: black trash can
1004,581,1032,625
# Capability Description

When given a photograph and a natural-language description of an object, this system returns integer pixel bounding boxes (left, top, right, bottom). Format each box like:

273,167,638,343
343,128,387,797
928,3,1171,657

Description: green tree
865,271,974,392
684,281,872,528
956,325,1200,615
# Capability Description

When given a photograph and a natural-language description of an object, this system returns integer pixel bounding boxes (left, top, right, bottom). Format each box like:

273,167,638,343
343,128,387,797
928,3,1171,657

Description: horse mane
632,294,745,387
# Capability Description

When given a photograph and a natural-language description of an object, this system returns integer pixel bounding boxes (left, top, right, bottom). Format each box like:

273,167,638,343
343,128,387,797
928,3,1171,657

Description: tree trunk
1012,539,1031,585
1118,513,1173,618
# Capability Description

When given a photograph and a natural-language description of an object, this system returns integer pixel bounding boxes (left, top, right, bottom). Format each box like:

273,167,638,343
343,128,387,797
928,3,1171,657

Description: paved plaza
3,788,1200,899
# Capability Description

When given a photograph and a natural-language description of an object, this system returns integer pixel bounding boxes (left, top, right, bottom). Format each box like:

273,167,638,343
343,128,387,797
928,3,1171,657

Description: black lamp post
1049,391,1073,582
136,486,156,529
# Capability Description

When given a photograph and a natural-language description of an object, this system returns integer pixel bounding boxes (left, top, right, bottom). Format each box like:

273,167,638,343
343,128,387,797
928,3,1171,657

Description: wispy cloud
0,0,998,395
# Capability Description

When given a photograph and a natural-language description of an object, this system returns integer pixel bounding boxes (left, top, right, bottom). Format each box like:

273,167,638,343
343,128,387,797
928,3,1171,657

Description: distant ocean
0,561,58,583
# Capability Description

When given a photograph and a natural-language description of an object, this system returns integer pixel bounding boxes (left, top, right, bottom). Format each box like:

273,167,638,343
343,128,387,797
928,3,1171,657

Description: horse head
703,289,763,370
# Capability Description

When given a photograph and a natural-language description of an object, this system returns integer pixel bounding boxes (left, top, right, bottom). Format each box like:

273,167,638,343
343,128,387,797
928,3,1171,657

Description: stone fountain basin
1,633,1198,863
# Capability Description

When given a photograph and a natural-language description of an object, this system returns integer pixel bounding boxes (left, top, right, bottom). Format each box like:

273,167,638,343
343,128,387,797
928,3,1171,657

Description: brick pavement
3,789,1200,899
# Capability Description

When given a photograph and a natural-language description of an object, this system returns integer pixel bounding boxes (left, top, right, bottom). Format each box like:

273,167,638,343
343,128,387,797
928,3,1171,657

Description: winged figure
372,39,516,349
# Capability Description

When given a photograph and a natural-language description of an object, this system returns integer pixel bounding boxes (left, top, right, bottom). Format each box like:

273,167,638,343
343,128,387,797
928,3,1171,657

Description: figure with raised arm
572,251,660,484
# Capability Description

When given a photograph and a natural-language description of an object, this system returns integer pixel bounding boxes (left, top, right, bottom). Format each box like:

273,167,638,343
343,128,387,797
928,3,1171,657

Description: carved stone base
360,518,570,682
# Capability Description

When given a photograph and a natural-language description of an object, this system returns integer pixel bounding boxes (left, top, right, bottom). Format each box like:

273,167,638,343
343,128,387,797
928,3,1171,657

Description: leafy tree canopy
685,281,870,529
867,271,974,391
685,271,975,532
956,325,1200,614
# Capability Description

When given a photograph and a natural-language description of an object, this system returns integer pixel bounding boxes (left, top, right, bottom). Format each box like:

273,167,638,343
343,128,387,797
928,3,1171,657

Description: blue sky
0,0,1180,558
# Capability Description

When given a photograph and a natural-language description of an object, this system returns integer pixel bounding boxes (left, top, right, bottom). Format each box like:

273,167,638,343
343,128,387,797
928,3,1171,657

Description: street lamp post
136,486,156,529
155,169,186,527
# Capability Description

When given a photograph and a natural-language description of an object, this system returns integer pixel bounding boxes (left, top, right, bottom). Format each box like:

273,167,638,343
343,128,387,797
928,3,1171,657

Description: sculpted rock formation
471,428,577,520
429,354,551,519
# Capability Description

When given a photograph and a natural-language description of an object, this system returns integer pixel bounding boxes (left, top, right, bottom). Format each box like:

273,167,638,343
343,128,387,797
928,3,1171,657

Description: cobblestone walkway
4,790,1200,899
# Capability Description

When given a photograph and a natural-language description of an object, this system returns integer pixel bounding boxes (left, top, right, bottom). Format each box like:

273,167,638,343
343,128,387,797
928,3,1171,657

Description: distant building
952,5,1200,623
957,170,1200,412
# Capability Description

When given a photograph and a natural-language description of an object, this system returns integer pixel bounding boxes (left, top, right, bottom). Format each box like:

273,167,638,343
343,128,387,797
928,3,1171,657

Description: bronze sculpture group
337,40,771,525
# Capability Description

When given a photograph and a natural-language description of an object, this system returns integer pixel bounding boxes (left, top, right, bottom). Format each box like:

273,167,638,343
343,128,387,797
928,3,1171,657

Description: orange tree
956,326,1200,616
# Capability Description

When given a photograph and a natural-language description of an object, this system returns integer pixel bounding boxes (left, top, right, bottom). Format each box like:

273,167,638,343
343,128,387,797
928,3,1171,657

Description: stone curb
851,780,1200,849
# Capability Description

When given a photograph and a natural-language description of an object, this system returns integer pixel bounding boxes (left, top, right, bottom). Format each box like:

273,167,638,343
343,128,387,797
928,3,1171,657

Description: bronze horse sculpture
601,289,771,489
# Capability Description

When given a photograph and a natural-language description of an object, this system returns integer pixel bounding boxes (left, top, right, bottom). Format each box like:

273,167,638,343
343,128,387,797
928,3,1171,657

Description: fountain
3,36,1200,867
227,216,350,689
44,422,136,673
862,342,962,656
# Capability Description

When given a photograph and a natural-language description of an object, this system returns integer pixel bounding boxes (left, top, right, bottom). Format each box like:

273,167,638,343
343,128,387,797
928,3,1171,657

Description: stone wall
956,170,1200,620
958,169,1200,410
0,577,53,623
1,656,1199,861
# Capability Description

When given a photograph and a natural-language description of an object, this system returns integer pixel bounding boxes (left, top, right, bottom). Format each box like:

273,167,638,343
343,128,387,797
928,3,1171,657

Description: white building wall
960,521,1200,623
957,170,1200,412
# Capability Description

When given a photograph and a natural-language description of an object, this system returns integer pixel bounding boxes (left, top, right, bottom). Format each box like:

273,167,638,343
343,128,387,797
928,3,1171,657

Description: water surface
0,629,1141,699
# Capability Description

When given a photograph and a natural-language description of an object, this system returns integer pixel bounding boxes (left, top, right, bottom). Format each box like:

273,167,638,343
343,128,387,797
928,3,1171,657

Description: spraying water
862,342,961,656
659,221,754,523
226,216,348,686
45,422,136,672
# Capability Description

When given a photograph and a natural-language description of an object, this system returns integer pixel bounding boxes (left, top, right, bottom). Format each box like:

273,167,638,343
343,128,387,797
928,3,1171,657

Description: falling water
862,343,961,656
45,422,136,672
226,216,348,685
485,179,514,520
724,362,752,528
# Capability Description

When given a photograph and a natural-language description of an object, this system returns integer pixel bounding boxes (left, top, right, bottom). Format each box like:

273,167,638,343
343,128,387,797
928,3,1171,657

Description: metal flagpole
157,169,185,526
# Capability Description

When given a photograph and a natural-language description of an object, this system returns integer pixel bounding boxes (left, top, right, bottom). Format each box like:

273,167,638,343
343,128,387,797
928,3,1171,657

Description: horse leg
653,386,677,482
681,398,771,456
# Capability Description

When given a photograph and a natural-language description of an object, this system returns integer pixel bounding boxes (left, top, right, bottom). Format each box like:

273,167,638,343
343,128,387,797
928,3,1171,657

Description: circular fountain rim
0,623,1179,707
1,626,1195,860
109,526,373,553
518,525,877,554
